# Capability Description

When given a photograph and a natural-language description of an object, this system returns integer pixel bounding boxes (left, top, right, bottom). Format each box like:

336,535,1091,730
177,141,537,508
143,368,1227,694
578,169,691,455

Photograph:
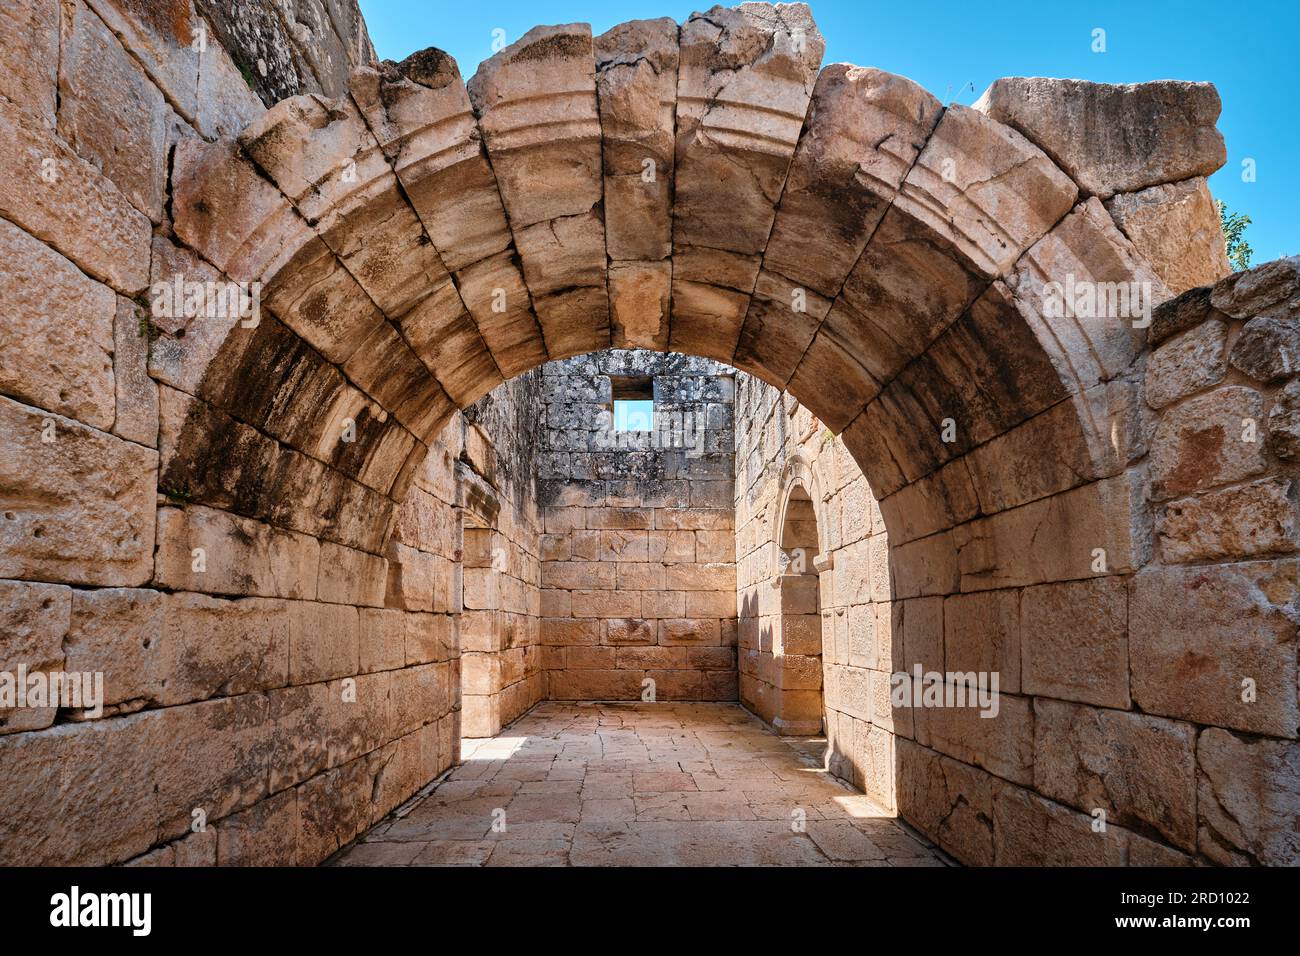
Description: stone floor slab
331,702,950,867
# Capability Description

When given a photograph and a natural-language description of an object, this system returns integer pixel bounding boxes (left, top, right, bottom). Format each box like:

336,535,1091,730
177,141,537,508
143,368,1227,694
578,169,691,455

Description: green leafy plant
1216,199,1253,272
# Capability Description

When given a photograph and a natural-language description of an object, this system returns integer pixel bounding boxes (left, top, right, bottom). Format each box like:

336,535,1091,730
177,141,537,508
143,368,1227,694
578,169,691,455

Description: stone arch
119,3,1280,868
764,459,832,737
770,454,830,577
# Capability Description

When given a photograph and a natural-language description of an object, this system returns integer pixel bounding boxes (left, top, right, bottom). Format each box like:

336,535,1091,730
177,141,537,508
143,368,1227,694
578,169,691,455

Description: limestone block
0,397,157,586
1021,576,1130,709
894,738,993,866
943,589,1020,694
1229,316,1300,383
0,579,70,734
238,92,451,318
1158,478,1297,563
214,786,300,866
954,475,1145,591
113,296,160,446
1131,560,1299,738
0,218,116,429
1197,728,1300,866
467,24,606,357
0,709,160,864
155,504,319,599
1268,379,1300,460
0,0,59,127
991,780,1127,865
595,18,678,261
0,98,150,293
915,692,1033,786
1143,318,1228,409
608,260,671,351
1008,197,1169,393
659,618,721,645
896,104,1079,281
974,78,1227,198
674,3,823,256
1149,385,1266,500
763,64,940,299
1149,284,1221,346
1105,177,1231,294
1033,698,1196,851
170,135,311,288
58,0,168,222
317,541,386,607
1209,255,1299,320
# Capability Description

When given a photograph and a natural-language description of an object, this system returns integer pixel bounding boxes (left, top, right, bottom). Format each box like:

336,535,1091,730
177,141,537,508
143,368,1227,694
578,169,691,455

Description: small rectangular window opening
611,375,654,432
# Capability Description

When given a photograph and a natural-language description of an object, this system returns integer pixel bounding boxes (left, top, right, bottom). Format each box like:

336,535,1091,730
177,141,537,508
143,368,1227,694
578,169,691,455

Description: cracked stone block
1105,177,1231,295
1157,478,1297,563
974,78,1227,198
595,18,678,262
0,218,116,430
1197,728,1300,866
1033,698,1196,851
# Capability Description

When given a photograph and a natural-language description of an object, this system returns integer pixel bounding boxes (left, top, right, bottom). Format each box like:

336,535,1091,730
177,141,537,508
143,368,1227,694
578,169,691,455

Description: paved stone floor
332,702,949,866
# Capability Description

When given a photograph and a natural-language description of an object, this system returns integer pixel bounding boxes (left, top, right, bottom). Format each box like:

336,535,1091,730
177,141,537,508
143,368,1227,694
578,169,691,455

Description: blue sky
359,0,1295,264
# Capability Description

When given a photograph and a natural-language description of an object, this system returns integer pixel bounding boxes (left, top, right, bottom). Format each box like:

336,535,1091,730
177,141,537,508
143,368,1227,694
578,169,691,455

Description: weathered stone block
974,78,1226,198
1143,318,1227,410
1157,478,1297,563
1131,560,1299,737
1033,698,1196,851
0,397,157,587
1197,728,1299,866
1149,386,1267,499
1021,576,1130,709
0,218,116,429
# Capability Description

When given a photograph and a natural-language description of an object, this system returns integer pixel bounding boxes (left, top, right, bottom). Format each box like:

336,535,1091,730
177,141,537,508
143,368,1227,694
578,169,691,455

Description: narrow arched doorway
772,482,826,738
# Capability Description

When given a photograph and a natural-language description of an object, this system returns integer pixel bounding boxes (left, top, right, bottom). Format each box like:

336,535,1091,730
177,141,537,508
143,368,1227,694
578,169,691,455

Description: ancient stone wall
2,0,1296,869
458,372,546,737
0,0,452,867
537,351,738,701
733,258,1300,865
734,381,896,809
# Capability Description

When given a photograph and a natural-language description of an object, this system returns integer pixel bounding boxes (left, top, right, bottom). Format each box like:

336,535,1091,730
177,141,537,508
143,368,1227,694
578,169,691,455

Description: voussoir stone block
674,3,823,256
760,64,942,298
974,78,1227,198
468,23,607,357
596,18,678,262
